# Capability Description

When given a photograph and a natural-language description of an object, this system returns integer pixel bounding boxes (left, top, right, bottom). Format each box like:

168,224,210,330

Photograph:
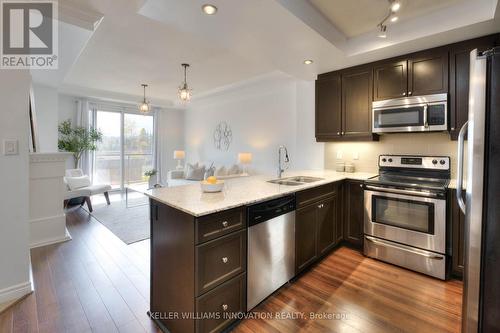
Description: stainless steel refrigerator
457,47,500,332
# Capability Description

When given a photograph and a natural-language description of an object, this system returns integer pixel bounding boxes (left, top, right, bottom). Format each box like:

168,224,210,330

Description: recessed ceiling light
391,1,401,12
304,59,313,65
391,16,398,22
202,4,217,15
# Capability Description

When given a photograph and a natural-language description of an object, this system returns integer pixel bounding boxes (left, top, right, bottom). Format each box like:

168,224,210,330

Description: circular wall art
213,121,232,151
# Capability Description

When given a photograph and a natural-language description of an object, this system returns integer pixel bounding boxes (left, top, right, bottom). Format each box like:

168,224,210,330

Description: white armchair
63,169,112,212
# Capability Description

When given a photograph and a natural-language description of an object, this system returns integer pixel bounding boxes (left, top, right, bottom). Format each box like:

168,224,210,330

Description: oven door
364,188,446,253
372,102,447,133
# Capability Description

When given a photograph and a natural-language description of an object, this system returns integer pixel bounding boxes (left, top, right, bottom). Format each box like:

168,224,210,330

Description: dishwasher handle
248,195,296,227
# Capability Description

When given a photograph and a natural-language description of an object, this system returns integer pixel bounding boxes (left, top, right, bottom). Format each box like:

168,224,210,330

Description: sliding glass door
124,113,154,186
93,108,155,191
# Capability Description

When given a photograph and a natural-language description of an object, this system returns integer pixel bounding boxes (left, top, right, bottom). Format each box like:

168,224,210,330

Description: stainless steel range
363,155,450,280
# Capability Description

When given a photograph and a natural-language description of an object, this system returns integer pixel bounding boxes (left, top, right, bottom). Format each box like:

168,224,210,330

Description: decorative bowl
201,180,225,193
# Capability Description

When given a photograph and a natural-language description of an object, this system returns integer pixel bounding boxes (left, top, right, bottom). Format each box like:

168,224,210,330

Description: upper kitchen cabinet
407,49,448,96
315,73,342,141
373,60,408,101
341,66,375,139
449,35,497,140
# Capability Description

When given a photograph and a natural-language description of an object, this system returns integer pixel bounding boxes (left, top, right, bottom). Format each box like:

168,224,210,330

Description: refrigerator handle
456,121,468,214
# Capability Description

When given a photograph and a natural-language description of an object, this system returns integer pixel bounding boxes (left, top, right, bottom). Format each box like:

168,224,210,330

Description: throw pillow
185,163,206,181
65,175,91,190
227,164,241,175
215,166,227,177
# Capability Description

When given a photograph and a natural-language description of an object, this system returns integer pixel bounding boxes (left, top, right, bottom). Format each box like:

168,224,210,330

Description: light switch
3,139,19,155
336,151,343,159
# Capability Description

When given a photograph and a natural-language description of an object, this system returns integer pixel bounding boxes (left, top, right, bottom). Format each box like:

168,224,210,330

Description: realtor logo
1,0,58,69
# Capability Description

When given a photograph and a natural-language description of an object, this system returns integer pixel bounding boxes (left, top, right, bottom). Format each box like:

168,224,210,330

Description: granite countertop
144,170,377,217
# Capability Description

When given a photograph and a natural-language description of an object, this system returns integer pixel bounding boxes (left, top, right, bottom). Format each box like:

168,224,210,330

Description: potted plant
58,120,103,168
144,169,158,188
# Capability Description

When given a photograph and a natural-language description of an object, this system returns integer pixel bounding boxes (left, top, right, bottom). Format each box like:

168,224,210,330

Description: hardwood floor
0,207,463,333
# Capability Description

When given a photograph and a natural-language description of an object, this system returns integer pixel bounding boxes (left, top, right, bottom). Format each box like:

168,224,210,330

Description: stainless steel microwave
372,93,448,133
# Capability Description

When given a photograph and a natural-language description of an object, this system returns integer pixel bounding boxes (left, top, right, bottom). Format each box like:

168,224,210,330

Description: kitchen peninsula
145,170,375,333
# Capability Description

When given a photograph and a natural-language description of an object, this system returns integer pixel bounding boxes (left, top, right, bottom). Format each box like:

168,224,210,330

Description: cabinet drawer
196,273,246,333
296,183,336,208
196,207,245,244
196,230,246,296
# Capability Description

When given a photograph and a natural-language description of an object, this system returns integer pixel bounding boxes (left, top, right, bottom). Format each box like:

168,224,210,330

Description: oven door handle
365,236,444,260
423,104,429,128
365,185,439,198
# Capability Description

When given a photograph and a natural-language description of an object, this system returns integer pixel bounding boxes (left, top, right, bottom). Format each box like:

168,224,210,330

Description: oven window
372,195,435,234
374,106,424,128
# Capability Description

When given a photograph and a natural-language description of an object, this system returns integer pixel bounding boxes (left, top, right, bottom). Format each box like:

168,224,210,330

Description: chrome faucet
277,145,289,178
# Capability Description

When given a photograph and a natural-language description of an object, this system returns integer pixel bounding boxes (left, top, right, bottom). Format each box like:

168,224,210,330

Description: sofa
167,163,249,187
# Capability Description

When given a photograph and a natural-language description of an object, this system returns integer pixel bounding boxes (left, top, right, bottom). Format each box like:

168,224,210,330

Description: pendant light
178,63,192,102
139,84,150,113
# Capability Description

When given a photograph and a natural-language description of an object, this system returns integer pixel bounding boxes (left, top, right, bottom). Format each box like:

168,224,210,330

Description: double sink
267,176,324,186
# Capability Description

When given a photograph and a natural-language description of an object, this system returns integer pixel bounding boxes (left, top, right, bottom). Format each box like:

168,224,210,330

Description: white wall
0,71,32,303
184,73,323,175
32,83,59,152
158,108,185,182
58,94,77,124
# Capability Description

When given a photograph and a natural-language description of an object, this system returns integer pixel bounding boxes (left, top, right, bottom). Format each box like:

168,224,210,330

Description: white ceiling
309,0,461,38
34,0,500,107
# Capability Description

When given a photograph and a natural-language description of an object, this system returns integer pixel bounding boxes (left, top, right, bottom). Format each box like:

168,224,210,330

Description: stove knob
440,159,446,165
432,159,438,165
388,158,393,163
382,158,387,162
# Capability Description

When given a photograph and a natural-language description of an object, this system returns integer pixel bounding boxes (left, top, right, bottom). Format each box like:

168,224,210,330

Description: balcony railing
94,153,153,189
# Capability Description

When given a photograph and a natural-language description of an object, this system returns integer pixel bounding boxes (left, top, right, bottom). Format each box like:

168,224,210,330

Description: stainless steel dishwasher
247,195,295,310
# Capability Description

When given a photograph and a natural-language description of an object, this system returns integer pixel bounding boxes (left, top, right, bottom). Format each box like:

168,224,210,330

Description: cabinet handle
222,221,228,228
221,304,228,311
222,257,228,264
451,127,455,131
341,132,344,135
402,92,406,96
408,91,412,95
318,203,324,209
359,184,363,188
337,132,340,135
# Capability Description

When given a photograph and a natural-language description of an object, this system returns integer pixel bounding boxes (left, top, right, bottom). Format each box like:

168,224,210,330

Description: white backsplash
324,132,464,179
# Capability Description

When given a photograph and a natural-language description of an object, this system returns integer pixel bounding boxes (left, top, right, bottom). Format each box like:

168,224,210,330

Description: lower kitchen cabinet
450,189,466,278
295,183,341,274
343,180,365,247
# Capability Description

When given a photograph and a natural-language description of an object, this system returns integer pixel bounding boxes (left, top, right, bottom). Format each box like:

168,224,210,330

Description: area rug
84,195,150,245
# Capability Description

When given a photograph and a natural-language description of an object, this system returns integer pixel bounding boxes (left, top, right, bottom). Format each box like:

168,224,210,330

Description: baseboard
30,227,72,249
0,279,33,305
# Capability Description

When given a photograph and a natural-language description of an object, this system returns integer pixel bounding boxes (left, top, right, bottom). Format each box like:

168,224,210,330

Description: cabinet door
341,67,373,137
449,36,496,140
295,204,318,273
373,60,408,100
316,196,337,256
451,190,466,278
343,181,365,247
315,74,342,140
408,49,448,96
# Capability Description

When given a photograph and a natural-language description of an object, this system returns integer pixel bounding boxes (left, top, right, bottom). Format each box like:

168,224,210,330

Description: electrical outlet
353,152,359,160
336,151,343,159
3,139,18,155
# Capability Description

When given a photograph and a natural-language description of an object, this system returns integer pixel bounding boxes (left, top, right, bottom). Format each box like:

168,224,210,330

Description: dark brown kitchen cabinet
315,74,342,140
449,35,496,140
407,49,448,96
343,180,365,248
450,189,466,278
295,183,341,274
341,66,374,138
150,202,247,333
373,60,408,100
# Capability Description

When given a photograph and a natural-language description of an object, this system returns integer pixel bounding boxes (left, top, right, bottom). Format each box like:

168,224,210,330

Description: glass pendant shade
178,64,192,102
139,84,150,113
